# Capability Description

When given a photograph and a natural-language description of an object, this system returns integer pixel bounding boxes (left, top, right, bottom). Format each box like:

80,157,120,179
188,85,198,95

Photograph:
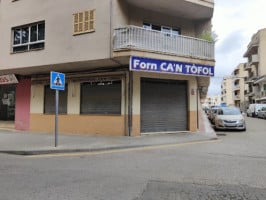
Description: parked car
247,104,266,117
208,106,220,124
214,107,246,131
257,107,266,119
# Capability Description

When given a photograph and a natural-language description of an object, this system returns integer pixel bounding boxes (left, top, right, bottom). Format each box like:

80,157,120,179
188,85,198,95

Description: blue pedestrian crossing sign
50,71,65,90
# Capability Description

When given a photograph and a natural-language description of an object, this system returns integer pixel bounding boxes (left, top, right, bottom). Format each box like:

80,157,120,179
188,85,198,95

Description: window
80,80,121,115
44,85,68,114
264,84,266,91
12,21,45,53
143,22,181,36
73,9,95,35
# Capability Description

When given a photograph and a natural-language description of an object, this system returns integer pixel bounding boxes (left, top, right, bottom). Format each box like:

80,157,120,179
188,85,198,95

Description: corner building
0,0,215,136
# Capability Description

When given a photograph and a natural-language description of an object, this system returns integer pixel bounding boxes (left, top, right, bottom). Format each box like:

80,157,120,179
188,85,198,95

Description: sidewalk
0,111,217,156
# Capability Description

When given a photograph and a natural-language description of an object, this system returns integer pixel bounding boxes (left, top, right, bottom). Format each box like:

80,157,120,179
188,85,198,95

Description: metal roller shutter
141,78,188,133
80,80,121,114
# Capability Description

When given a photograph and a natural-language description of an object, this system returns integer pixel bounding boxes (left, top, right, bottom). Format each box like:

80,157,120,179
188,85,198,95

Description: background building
221,76,234,107
244,28,266,104
232,63,248,111
221,64,248,111
0,0,215,136
202,94,221,108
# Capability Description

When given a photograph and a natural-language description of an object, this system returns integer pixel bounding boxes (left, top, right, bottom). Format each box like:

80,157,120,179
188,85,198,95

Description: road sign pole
50,71,65,147
55,90,59,147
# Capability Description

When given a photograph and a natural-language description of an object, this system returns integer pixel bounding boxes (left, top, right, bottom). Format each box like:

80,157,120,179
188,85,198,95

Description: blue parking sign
50,71,65,90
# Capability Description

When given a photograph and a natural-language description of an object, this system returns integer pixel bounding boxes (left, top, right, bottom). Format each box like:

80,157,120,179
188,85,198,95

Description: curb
0,137,218,156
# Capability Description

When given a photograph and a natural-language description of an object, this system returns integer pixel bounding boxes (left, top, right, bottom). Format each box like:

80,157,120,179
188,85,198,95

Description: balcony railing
245,91,255,97
234,85,240,90
244,63,252,71
113,26,215,60
234,95,240,100
260,91,266,98
251,54,259,64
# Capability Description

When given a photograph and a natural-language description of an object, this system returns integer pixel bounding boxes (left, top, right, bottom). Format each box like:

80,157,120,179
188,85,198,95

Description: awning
0,74,18,85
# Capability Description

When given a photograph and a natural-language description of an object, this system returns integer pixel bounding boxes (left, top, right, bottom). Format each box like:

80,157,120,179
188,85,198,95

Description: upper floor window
143,22,180,36
12,21,45,53
73,9,95,35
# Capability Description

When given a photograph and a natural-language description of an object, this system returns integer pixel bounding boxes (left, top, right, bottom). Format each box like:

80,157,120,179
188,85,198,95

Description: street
1,116,266,200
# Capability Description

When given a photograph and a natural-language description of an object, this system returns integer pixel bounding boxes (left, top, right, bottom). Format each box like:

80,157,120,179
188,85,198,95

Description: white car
247,104,266,117
208,106,220,124
214,107,246,131
257,107,266,119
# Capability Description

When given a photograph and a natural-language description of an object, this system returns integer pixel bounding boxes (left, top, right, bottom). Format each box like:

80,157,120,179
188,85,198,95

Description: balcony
260,91,266,98
234,95,240,100
243,32,259,57
125,0,214,20
234,85,240,91
244,63,252,71
250,54,259,64
245,91,255,97
113,26,215,60
233,68,239,76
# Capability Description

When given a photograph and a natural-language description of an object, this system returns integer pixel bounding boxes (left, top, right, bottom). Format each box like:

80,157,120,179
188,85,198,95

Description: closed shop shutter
141,78,188,133
80,80,121,115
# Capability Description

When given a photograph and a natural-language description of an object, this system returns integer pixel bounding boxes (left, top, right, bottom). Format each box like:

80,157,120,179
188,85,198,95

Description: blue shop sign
130,56,214,77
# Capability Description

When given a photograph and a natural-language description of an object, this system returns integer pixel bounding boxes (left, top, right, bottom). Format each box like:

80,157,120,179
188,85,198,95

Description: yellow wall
30,71,198,136
30,76,127,136
30,114,125,136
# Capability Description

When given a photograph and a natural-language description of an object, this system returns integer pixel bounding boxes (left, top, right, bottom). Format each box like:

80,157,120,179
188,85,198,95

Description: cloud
208,0,266,95
216,30,244,55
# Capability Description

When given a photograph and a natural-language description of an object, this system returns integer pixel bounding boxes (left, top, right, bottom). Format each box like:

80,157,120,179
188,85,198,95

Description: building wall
0,0,112,70
30,73,127,135
202,94,221,108
29,70,198,136
15,79,31,130
1,0,214,135
0,0,212,71
259,29,266,76
238,63,248,107
112,0,129,28
222,77,234,106
128,6,196,37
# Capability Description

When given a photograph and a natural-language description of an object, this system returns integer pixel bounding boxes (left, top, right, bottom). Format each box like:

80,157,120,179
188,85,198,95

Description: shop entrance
0,85,16,121
140,78,188,133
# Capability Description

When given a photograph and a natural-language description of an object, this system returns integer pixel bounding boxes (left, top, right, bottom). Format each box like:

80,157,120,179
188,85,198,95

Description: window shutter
89,10,95,31
84,11,90,32
73,9,95,35
78,12,84,32
73,13,79,34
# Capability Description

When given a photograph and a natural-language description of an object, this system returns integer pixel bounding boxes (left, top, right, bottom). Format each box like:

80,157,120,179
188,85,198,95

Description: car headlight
239,119,245,123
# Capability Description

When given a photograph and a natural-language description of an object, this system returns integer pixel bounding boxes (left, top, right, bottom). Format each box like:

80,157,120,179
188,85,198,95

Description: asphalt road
0,116,266,200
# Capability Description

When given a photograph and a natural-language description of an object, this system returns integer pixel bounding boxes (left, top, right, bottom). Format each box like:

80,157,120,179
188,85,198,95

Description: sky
208,0,266,95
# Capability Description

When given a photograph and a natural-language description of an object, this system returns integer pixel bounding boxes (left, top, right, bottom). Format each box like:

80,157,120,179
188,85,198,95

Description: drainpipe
109,0,113,59
128,71,133,136
196,77,199,130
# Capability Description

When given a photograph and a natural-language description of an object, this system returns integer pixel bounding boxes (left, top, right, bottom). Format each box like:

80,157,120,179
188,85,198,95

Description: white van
247,104,266,117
